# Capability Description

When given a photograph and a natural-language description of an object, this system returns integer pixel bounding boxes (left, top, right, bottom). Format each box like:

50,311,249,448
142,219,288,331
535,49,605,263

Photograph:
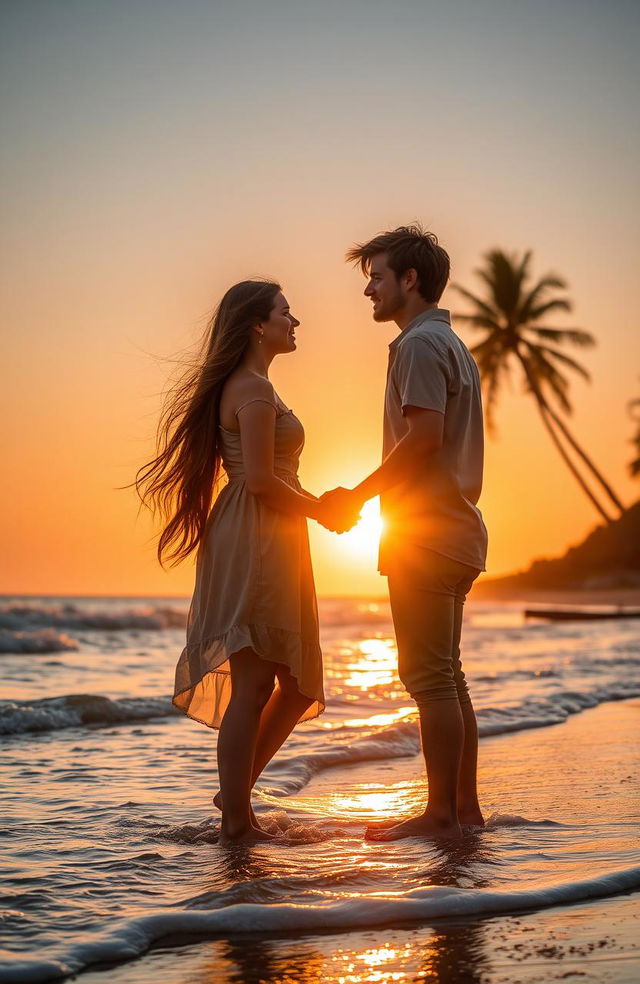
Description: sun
340,497,384,558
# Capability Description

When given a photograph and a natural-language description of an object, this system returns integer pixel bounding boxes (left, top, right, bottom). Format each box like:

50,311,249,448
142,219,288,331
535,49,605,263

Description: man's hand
315,487,362,533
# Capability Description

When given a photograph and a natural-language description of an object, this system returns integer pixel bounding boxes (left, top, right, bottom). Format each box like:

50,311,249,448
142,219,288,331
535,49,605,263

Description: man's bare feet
365,813,462,841
213,791,261,829
367,806,485,833
219,824,276,846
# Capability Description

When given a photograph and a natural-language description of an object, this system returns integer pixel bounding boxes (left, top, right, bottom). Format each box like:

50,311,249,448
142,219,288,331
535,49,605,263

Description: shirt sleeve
394,335,450,415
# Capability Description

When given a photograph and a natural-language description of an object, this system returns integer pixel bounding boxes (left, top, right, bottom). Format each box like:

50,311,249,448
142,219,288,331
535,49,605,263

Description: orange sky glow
1,1,639,597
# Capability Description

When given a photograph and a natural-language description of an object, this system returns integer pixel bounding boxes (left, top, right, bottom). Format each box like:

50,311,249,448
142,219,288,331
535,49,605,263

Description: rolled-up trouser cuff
411,684,471,706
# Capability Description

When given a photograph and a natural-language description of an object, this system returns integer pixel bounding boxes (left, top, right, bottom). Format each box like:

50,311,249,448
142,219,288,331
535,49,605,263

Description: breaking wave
0,630,78,655
0,694,179,735
0,601,188,634
2,682,638,751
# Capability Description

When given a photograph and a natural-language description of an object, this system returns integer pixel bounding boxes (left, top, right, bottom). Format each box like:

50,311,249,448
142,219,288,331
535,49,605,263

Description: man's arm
354,406,443,501
321,406,444,519
322,334,449,524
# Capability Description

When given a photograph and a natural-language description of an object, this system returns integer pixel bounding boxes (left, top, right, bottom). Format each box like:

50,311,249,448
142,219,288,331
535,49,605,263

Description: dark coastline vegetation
474,501,640,596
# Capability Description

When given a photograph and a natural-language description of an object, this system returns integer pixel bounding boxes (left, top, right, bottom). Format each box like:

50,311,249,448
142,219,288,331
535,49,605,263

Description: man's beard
373,291,404,322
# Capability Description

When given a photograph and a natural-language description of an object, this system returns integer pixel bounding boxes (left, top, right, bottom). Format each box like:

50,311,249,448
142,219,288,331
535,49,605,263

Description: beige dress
173,396,325,729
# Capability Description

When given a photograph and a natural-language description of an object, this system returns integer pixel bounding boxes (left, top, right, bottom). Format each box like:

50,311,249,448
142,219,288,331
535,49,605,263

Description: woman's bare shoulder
219,371,276,430
223,370,275,403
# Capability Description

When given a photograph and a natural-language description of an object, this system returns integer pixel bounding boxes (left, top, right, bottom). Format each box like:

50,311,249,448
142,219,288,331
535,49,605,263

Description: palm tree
629,389,640,478
452,250,624,524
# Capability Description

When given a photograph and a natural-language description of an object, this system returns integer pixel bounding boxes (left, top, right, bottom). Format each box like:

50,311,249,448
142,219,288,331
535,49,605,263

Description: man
323,225,488,840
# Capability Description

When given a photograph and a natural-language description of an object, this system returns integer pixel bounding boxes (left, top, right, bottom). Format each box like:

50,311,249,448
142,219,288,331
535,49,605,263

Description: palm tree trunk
517,356,616,523
536,403,614,525
542,404,625,514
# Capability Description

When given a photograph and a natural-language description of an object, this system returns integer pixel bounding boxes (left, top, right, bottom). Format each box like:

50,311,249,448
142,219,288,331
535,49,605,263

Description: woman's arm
237,387,323,520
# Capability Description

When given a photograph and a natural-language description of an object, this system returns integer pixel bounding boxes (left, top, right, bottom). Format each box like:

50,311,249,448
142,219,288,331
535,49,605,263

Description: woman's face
260,292,300,354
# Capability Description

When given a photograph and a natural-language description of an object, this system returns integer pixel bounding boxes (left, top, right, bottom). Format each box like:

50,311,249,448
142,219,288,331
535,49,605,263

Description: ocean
1,595,639,983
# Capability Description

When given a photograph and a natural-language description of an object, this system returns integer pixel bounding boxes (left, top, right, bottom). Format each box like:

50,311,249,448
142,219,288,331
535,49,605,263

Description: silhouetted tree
452,250,624,523
629,388,640,478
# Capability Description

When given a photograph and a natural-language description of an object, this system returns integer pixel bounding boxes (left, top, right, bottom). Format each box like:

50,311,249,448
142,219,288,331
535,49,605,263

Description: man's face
364,253,405,322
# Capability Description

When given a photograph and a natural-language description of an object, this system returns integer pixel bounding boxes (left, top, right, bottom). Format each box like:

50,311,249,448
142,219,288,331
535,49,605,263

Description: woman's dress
173,396,325,729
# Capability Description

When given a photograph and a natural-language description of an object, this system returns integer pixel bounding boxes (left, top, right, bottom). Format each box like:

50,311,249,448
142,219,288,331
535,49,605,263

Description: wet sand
76,699,640,984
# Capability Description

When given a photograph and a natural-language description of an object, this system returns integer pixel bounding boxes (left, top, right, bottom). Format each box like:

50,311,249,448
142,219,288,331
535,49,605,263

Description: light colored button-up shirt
379,308,488,573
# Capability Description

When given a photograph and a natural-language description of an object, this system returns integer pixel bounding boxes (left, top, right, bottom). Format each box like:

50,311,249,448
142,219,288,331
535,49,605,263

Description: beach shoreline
3,596,638,984
73,698,640,984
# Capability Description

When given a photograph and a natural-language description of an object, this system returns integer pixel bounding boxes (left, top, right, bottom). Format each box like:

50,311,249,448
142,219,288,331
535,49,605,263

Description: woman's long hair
135,280,281,567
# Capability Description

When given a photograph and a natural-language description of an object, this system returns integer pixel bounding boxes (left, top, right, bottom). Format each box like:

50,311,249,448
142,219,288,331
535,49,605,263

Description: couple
137,224,488,845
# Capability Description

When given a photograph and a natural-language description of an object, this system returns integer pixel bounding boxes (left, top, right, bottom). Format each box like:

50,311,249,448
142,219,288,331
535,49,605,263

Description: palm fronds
452,249,624,519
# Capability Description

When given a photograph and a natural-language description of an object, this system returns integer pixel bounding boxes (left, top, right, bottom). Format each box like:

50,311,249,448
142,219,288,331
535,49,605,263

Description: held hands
315,487,362,534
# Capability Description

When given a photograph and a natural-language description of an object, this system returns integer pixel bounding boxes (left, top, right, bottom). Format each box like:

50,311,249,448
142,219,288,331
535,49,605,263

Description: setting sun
341,498,384,557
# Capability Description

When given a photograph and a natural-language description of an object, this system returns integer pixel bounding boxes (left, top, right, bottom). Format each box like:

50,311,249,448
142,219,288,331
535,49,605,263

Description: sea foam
0,694,179,735
0,601,187,634
0,630,78,655
2,865,639,984
2,681,639,752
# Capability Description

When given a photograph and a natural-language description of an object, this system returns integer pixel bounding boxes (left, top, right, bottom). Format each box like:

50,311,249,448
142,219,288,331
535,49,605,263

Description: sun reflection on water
265,777,425,824
344,638,397,691
328,779,423,822
343,708,415,729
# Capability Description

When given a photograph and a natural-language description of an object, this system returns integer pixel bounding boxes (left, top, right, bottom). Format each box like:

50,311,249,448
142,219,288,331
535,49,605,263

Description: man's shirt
379,307,488,573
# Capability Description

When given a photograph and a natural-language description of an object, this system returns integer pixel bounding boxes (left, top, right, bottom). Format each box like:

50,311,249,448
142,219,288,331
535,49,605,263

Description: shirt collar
389,308,451,350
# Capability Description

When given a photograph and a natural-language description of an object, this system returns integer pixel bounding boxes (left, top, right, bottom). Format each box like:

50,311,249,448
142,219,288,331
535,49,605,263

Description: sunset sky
2,0,639,597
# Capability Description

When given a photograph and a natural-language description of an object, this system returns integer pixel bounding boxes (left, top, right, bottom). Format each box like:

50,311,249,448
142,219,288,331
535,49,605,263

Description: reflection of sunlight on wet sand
347,944,414,982
345,638,397,690
212,938,422,984
317,944,414,983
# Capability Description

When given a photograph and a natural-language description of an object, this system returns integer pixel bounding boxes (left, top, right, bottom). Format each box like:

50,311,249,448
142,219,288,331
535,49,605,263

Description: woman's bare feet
219,824,276,846
213,791,262,829
366,805,485,834
365,812,462,841
458,806,485,827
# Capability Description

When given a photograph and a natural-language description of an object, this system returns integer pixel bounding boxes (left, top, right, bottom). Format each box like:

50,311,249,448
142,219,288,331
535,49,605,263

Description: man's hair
345,224,450,303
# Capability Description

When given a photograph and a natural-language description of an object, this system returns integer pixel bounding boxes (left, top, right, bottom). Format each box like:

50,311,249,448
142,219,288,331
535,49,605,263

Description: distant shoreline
469,585,640,606
2,588,640,606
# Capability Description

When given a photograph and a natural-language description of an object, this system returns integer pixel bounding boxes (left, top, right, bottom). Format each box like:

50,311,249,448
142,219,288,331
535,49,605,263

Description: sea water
1,595,639,983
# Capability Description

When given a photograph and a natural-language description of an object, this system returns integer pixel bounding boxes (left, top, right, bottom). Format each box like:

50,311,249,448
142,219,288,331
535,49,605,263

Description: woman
136,281,351,844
